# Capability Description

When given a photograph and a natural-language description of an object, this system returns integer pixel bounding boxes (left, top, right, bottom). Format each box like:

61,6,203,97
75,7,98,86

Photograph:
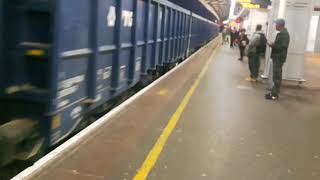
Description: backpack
257,33,267,55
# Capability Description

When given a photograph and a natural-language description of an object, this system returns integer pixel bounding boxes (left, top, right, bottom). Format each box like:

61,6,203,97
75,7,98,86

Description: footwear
238,58,243,61
265,93,278,100
245,77,257,82
245,77,252,81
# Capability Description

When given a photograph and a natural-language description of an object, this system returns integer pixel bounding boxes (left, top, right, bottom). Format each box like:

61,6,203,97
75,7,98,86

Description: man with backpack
245,24,266,82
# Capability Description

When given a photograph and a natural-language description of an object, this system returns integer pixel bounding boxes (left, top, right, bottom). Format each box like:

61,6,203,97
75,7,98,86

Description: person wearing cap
265,18,290,100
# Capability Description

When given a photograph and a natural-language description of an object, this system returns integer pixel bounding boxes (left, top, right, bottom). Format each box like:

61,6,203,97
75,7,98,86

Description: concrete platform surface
31,43,320,180
148,46,320,180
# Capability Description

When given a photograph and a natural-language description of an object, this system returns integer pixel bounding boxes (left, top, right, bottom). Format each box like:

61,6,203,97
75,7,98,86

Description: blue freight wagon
0,0,219,166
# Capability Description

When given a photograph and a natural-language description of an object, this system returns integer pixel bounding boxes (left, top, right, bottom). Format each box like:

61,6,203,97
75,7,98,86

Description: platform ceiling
201,0,231,20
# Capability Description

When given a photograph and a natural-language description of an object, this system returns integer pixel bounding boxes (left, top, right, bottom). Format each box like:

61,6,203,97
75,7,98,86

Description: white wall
244,9,269,37
306,16,319,52
315,16,320,52
312,0,320,52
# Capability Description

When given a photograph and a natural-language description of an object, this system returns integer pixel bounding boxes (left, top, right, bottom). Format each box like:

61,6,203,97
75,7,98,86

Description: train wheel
0,119,39,167
16,138,45,162
0,135,15,167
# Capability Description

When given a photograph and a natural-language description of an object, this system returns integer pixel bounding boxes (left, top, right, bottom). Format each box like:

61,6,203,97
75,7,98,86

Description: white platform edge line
11,39,216,180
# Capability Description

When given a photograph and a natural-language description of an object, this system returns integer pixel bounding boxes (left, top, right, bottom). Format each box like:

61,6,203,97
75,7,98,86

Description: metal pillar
262,0,312,82
315,17,320,53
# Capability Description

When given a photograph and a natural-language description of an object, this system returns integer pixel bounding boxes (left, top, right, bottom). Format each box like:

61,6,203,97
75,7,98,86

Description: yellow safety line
133,43,219,180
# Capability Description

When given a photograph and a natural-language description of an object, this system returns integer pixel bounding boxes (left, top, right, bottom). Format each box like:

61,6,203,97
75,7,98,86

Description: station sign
237,0,270,9
237,0,251,2
241,2,261,9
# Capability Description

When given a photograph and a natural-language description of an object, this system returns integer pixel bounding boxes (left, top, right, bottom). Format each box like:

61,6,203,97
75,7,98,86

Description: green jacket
271,28,290,62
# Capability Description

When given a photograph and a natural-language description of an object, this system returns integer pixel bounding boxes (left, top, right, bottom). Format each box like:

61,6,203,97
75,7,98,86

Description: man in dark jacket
265,18,290,100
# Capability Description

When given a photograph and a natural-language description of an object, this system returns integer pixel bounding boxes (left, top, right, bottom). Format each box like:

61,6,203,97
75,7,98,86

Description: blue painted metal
112,0,123,90
166,8,173,64
0,0,219,150
153,3,160,69
186,12,193,56
129,0,139,84
159,5,166,66
142,0,151,74
172,10,177,62
87,0,99,101
149,1,157,70
175,11,179,59
0,1,4,89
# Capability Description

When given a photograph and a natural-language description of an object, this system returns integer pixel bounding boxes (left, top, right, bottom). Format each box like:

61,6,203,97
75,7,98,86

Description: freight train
0,0,219,166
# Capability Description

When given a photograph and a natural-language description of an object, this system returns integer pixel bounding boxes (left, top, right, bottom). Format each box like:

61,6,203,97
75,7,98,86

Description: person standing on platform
230,28,236,48
234,28,240,47
219,21,224,32
225,27,230,42
238,29,249,61
245,24,265,82
222,28,228,44
265,18,290,100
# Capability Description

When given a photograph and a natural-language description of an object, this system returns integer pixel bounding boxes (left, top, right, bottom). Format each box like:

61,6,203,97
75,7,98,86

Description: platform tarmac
16,40,320,180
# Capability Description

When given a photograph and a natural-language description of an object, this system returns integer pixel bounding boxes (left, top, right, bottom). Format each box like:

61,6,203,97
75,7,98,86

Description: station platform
15,39,320,180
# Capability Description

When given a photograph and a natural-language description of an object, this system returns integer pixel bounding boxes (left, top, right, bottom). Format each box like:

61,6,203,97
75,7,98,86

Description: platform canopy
169,0,231,21
200,0,231,20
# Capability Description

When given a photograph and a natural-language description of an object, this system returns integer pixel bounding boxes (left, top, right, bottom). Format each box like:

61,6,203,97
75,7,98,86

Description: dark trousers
230,35,234,47
271,60,284,95
248,53,260,78
239,46,245,59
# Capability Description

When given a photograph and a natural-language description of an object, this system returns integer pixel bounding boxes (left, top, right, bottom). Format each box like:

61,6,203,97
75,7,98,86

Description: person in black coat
238,29,249,61
265,19,290,100
230,28,236,48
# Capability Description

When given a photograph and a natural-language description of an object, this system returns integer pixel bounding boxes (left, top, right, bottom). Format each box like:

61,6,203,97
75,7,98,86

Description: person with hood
245,24,266,82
